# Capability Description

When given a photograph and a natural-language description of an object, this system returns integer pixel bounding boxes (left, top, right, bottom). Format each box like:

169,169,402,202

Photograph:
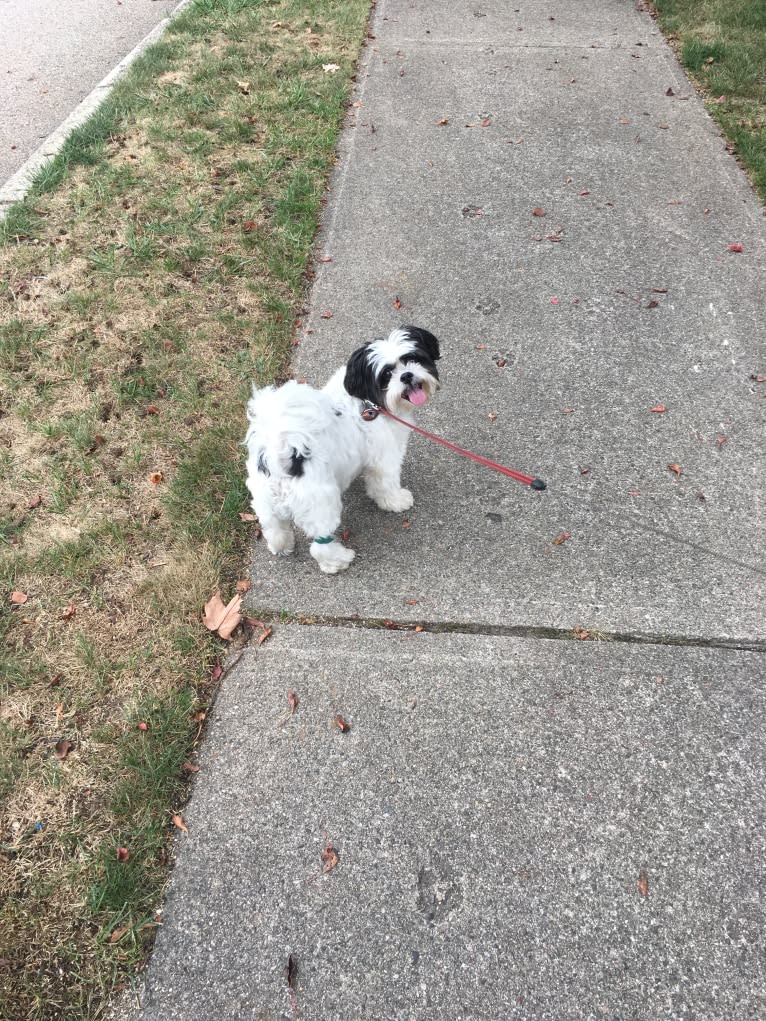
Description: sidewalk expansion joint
255,612,765,654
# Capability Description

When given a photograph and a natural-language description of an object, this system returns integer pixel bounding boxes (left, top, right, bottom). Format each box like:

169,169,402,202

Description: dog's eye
380,368,393,386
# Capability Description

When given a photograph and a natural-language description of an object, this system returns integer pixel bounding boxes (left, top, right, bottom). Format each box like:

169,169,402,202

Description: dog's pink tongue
408,388,427,406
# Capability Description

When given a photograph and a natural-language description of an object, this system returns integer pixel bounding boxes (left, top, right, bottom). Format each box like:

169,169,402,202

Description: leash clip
361,401,381,422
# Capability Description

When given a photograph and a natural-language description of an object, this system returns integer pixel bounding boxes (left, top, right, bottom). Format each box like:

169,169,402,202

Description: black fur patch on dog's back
287,449,307,477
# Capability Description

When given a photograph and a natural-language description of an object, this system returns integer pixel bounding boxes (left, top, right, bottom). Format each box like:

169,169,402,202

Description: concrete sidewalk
124,1,765,1018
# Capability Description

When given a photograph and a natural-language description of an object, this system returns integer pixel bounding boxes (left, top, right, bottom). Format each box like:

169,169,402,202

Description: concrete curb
0,0,193,218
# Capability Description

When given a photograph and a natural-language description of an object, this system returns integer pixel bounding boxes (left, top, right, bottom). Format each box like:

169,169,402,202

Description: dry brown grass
0,1,370,1016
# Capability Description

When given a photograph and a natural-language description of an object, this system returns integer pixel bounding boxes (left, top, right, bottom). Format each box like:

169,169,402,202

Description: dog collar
313,535,335,544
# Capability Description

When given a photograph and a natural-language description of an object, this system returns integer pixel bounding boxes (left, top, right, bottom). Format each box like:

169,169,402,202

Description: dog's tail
245,381,325,480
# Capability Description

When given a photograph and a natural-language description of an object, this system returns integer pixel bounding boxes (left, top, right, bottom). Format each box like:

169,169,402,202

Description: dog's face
343,326,440,412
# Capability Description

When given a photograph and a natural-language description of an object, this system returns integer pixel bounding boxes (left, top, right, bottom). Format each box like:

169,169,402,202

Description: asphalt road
0,0,182,186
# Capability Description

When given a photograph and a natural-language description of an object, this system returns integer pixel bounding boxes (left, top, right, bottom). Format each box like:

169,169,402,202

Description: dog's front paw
375,487,414,513
310,540,355,574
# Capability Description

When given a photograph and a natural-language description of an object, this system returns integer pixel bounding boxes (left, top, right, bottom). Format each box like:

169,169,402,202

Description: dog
244,325,440,573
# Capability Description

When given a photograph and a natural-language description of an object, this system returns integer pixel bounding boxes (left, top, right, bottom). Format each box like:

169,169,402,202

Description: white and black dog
244,325,440,573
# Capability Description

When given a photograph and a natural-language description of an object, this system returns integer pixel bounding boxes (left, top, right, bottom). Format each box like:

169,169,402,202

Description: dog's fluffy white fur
244,325,440,573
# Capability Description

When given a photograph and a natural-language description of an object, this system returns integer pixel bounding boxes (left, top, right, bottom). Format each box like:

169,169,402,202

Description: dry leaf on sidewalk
202,591,243,640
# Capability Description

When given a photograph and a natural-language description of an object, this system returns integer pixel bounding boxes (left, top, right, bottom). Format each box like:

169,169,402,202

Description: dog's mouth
403,383,427,406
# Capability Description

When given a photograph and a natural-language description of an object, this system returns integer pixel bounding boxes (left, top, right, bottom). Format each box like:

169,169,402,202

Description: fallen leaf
320,309,333,319
54,739,74,760
474,343,487,350
573,626,590,640
61,603,76,620
333,715,350,733
136,721,149,732
242,219,258,233
405,598,418,605
322,63,340,74
665,87,675,96
480,116,492,127
149,471,164,484
728,243,743,253
415,625,424,633
393,296,402,309
239,511,258,522
10,591,28,605
716,435,728,448
667,463,682,477
552,532,572,545
650,404,667,413
646,300,659,309
28,495,43,509
172,814,189,834
257,625,273,646
750,374,765,383
532,207,546,217
317,255,333,263
237,80,250,94
202,591,243,640
637,870,649,897
579,189,590,196
211,660,224,682
110,925,130,943
549,297,560,305
340,528,352,542
384,620,404,630
145,404,160,415
402,520,411,529
618,117,630,125
436,117,449,126
652,287,668,294
287,689,298,717
116,847,130,862
580,466,591,476
286,954,298,989
235,579,252,593
322,843,340,872
488,411,497,421
183,761,200,773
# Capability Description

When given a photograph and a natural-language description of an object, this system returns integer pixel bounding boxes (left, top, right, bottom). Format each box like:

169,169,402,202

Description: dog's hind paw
374,487,413,513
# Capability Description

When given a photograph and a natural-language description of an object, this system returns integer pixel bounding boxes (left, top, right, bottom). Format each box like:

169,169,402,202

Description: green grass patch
651,0,766,202
0,0,371,1017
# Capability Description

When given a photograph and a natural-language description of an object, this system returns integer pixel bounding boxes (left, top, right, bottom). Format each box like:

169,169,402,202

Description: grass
649,0,766,202
0,0,371,1017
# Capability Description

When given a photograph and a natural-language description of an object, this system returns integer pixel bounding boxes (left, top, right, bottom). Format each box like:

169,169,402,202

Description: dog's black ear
343,344,378,403
404,325,440,362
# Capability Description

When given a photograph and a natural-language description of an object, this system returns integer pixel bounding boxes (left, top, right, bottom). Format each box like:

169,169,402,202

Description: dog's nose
400,371,414,385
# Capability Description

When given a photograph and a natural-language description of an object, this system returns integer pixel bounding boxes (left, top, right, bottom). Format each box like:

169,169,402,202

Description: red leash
362,403,546,490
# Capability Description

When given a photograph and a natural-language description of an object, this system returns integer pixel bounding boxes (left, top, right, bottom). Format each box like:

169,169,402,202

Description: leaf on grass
242,219,258,233
333,715,350,733
322,844,340,872
667,463,682,477
110,925,130,943
322,63,340,74
54,739,74,760
172,814,189,834
62,603,76,620
237,80,250,94
183,761,200,773
239,511,258,522
650,404,667,413
149,471,164,484
235,579,252,593
202,591,243,640
211,660,224,682
116,847,130,862
552,532,572,545
637,870,649,897
10,591,28,605
136,721,148,732
257,625,273,646
28,495,43,509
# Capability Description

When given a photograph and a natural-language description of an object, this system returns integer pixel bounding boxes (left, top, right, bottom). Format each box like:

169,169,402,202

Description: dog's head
343,326,441,413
